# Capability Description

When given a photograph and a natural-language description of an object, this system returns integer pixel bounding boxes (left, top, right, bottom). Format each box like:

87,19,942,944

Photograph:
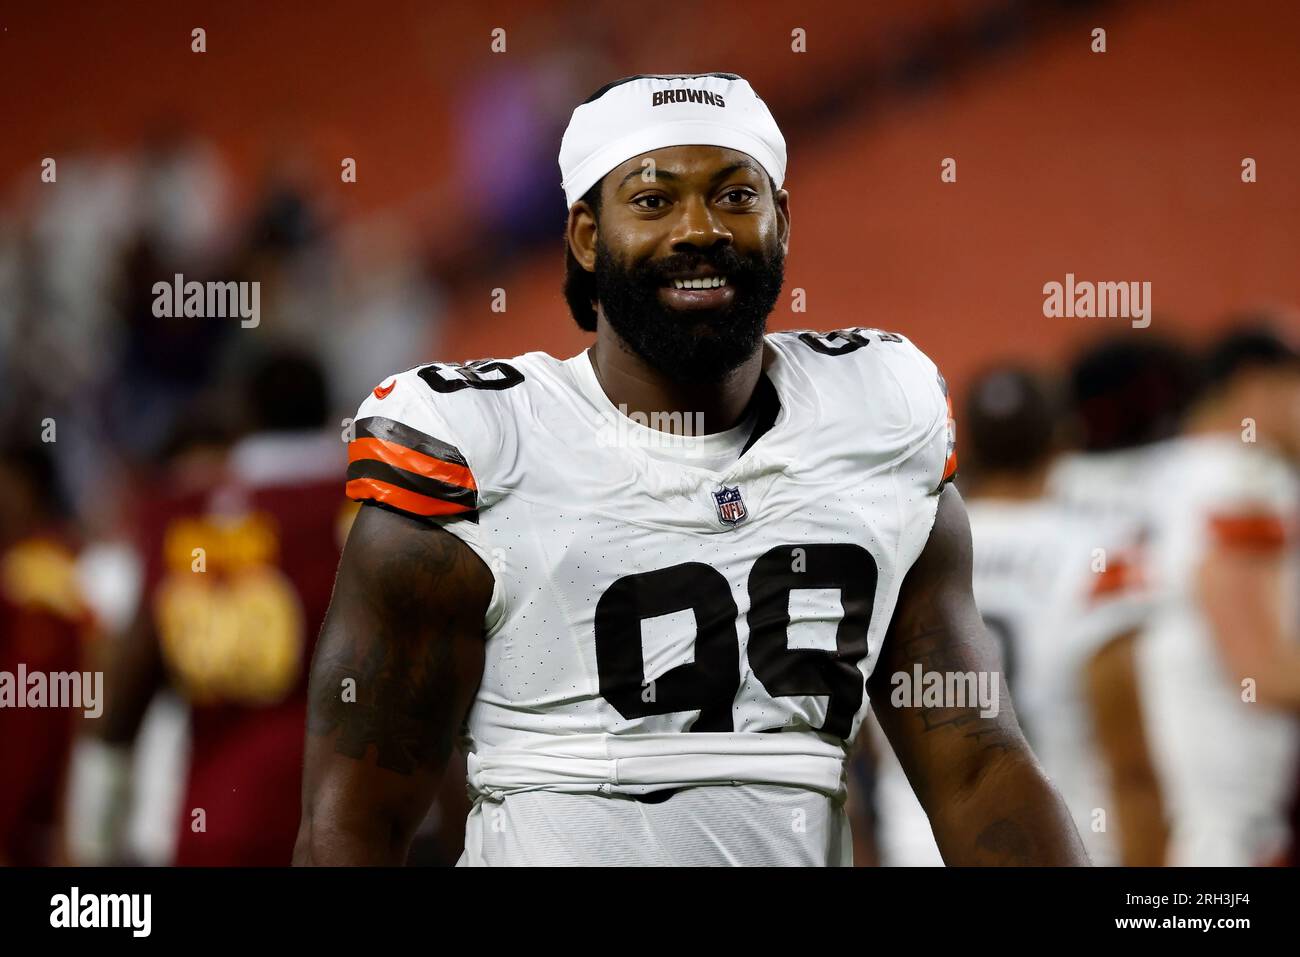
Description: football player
1139,326,1300,866
0,439,93,865
295,73,1088,866
1044,336,1200,865
91,352,351,864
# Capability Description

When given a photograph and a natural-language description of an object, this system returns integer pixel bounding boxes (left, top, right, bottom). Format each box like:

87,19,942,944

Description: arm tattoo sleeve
305,509,488,775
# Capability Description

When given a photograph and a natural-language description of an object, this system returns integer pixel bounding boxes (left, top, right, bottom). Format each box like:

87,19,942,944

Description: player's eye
719,187,758,207
631,194,670,211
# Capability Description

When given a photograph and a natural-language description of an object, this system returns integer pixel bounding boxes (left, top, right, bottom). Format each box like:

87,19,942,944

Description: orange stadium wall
6,0,1297,400
433,0,1300,395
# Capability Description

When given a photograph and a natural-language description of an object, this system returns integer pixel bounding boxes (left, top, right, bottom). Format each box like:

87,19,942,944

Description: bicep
1197,547,1284,667
867,485,1028,813
296,502,492,864
1197,546,1300,707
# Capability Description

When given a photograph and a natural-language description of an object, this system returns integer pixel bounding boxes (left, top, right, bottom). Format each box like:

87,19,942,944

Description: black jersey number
593,544,879,738
418,359,525,393
797,328,903,356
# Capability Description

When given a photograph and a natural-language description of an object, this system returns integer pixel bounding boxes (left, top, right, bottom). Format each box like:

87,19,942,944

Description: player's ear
567,201,599,273
774,187,790,256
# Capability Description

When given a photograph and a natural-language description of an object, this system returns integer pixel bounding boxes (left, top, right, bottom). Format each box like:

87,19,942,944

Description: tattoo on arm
305,508,490,775
890,620,1015,752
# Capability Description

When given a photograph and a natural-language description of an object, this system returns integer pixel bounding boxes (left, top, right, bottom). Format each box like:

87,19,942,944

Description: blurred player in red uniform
0,439,94,866
94,352,352,865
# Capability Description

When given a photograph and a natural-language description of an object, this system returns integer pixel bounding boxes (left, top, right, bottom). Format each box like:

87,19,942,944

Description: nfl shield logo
713,486,748,527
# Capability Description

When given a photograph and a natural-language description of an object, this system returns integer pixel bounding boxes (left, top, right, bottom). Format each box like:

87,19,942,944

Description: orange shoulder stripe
1208,513,1288,552
345,478,474,517
941,393,958,481
349,437,477,490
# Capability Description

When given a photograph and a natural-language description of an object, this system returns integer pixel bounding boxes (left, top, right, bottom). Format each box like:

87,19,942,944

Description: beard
593,238,785,384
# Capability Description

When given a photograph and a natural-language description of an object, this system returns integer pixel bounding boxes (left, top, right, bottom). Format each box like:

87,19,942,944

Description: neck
1186,397,1237,438
589,317,765,435
1186,398,1291,459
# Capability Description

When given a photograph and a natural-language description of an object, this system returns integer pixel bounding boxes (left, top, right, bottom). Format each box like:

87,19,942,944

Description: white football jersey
1047,444,1171,528
874,496,1147,867
1139,434,1300,866
345,328,956,865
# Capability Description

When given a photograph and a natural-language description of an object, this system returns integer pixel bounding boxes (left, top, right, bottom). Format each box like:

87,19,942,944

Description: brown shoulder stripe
345,458,477,510
354,416,469,468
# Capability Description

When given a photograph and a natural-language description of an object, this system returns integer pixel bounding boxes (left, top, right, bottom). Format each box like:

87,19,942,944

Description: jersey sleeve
780,326,956,491
1202,445,1296,554
345,363,519,633
854,329,957,598
855,328,956,494
345,365,506,524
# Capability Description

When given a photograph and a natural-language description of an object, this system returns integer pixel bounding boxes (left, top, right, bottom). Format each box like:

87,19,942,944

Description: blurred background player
0,438,95,865
1139,323,1300,866
872,363,1159,866
1046,336,1203,865
81,351,350,865
1048,336,1198,527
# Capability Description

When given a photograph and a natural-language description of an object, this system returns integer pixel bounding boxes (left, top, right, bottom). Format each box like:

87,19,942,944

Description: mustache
637,246,762,284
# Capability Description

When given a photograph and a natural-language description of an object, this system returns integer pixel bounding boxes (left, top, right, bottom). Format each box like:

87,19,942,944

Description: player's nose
668,194,732,252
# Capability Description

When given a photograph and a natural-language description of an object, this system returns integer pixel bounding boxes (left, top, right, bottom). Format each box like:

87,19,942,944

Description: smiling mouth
658,274,736,311
667,275,729,290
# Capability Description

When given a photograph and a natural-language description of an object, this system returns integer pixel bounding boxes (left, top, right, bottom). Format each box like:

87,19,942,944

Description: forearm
929,748,1090,866
294,739,444,867
293,803,410,866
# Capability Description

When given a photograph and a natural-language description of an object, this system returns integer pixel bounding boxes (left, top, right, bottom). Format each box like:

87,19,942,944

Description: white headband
559,73,787,208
